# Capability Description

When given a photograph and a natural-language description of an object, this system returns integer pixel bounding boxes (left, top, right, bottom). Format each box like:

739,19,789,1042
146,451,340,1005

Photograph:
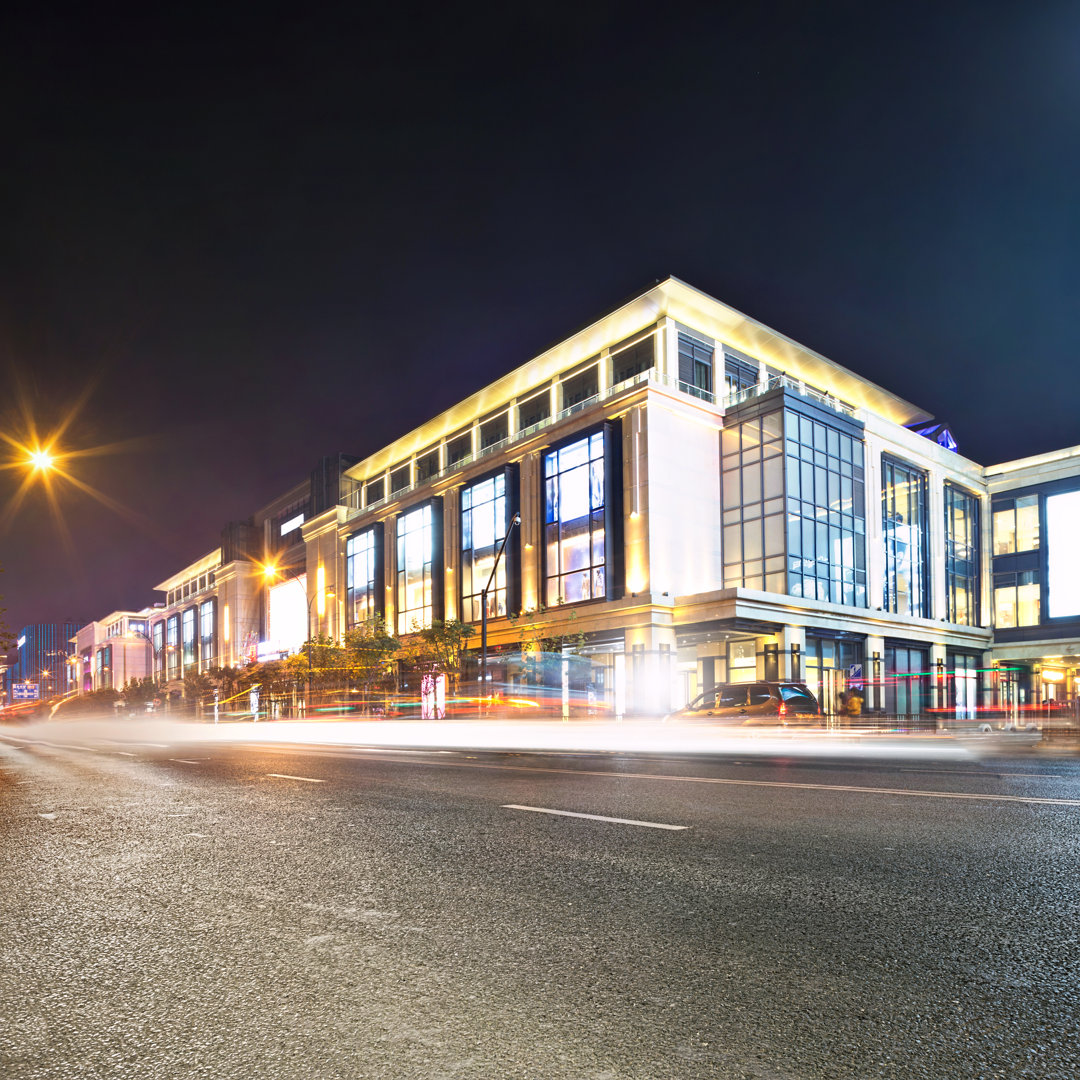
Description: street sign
12,683,39,701
848,664,863,690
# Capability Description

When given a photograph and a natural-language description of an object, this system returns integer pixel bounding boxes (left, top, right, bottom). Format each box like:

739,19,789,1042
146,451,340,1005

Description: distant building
4,621,84,701
71,609,156,693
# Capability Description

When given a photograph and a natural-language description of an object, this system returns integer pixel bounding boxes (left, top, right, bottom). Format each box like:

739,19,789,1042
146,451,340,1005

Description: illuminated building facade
71,610,156,692
303,277,1070,717
66,278,1080,718
145,456,357,691
3,621,83,701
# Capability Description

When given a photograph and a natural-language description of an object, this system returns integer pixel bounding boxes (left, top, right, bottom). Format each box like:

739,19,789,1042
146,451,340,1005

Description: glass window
347,527,380,627
166,615,180,679
677,333,713,400
884,644,929,715
152,621,164,678
727,640,757,683
461,474,508,622
561,366,599,410
446,432,473,467
416,450,440,483
390,465,411,496
364,477,385,508
994,570,1040,628
994,495,1039,554
181,608,197,670
882,457,929,618
518,389,551,432
543,431,607,606
396,504,436,634
945,484,980,626
611,334,655,385
724,355,758,400
479,413,508,450
199,599,215,666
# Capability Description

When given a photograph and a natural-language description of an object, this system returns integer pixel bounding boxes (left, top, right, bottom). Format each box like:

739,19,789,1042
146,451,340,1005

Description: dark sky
2,3,1079,636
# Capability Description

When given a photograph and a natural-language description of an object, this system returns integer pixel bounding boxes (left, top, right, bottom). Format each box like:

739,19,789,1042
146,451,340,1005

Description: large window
96,645,112,690
677,333,713,400
1046,490,1080,618
993,494,1039,554
199,599,215,666
166,614,180,679
561,365,599,411
611,333,655,385
397,504,436,633
784,413,866,605
347,527,382,626
462,473,508,622
882,457,929,618
944,484,980,625
884,644,929,715
722,412,786,593
182,608,197,670
994,570,1040,628
724,354,758,400
152,621,164,678
544,431,607,605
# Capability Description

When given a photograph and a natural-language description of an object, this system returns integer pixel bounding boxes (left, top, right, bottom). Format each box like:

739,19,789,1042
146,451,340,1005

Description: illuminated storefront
396,501,442,634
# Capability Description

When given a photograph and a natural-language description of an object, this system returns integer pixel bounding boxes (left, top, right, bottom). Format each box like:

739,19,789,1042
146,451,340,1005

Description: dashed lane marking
169,759,201,765
502,804,688,830
266,773,326,783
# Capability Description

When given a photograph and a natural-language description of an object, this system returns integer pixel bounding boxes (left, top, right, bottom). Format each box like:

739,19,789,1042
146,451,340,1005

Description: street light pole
479,512,520,700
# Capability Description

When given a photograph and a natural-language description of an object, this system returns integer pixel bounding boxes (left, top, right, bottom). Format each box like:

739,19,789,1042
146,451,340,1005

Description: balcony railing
724,373,855,417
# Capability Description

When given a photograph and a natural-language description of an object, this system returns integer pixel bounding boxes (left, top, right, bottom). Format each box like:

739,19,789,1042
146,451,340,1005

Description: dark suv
666,681,820,724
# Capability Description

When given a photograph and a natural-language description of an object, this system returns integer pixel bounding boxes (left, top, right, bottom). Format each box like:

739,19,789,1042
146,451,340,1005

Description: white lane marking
169,759,200,765
503,804,688,830
266,773,326,783
116,752,137,757
136,743,170,748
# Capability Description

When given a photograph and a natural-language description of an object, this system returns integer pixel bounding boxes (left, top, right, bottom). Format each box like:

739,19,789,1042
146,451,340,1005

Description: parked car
665,681,820,724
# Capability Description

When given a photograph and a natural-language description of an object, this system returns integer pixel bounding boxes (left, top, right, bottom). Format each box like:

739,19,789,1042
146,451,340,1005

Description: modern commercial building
146,455,357,689
67,277,1080,719
3,621,83,701
71,609,156,693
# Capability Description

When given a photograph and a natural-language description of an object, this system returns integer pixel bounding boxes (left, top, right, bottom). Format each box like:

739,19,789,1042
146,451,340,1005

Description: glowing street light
28,448,55,472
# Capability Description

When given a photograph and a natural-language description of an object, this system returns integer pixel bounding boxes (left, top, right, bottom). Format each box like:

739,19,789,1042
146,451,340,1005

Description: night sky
2,3,1078,637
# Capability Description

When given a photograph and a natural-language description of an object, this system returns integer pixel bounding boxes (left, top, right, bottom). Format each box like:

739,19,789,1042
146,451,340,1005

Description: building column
779,625,805,681
930,642,947,711
625,622,677,716
866,634,885,713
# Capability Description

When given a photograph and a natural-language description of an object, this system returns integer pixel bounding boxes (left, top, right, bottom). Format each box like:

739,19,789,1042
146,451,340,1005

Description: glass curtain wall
785,414,866,605
462,473,507,621
346,527,381,626
199,600,215,667
994,570,1040,627
181,608,197,671
166,615,180,679
152,621,164,679
882,458,929,618
544,431,607,605
944,484,980,625
397,504,435,633
721,413,785,592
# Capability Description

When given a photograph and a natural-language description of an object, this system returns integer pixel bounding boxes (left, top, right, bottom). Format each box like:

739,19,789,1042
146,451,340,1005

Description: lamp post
479,512,520,700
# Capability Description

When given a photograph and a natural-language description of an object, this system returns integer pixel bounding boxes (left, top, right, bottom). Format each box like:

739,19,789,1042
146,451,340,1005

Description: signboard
847,664,863,690
13,683,39,701
1047,490,1080,618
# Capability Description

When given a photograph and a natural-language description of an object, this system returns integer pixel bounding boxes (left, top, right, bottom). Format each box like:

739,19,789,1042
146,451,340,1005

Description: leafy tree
182,670,214,704
401,618,475,681
344,617,400,701
120,676,157,709
508,606,588,689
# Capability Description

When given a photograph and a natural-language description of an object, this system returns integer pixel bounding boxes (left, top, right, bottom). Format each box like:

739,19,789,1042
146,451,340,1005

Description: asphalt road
1,727,1078,1080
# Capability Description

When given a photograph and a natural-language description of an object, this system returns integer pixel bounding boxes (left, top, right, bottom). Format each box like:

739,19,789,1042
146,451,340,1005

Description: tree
343,617,400,704
0,563,13,653
120,676,157,710
401,619,475,681
508,605,588,691
182,670,214,705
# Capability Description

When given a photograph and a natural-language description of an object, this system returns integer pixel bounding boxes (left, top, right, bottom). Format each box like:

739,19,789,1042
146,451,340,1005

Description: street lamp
479,512,520,700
